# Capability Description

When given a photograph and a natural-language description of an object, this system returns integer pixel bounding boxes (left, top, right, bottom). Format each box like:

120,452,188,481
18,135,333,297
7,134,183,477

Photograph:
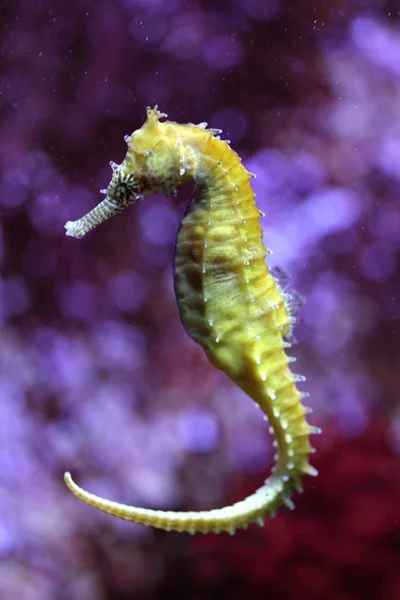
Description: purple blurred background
1,1,400,599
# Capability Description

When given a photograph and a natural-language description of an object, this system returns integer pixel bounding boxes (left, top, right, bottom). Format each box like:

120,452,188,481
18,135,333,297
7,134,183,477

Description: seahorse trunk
63,107,319,534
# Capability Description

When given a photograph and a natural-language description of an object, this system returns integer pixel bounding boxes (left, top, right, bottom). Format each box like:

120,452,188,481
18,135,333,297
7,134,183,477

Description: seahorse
63,106,319,534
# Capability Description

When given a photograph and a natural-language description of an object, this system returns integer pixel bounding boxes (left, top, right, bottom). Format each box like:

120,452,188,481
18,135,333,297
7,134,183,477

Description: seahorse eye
107,169,143,207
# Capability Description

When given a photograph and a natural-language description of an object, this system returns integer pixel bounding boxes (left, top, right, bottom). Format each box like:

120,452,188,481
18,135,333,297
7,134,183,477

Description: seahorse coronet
63,106,319,534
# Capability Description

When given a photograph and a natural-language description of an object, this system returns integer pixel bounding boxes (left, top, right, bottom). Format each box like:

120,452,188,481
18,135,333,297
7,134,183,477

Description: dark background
0,1,399,599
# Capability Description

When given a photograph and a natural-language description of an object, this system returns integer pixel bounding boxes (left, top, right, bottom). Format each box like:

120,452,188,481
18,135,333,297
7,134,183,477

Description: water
0,1,399,598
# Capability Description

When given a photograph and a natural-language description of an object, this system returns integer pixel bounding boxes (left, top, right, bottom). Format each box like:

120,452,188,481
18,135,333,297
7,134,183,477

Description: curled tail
64,354,320,534
64,472,304,535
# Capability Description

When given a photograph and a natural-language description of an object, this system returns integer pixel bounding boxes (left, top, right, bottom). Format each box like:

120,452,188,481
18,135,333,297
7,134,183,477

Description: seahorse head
64,107,192,238
107,106,183,203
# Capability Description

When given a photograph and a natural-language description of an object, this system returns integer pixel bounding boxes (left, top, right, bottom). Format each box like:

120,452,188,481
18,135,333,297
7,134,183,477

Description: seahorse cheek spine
63,106,320,534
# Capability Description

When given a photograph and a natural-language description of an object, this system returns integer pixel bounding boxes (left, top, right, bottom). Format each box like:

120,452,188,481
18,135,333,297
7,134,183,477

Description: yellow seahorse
64,106,319,534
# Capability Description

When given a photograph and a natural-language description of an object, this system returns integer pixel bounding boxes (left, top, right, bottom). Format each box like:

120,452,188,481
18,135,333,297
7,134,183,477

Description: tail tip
64,471,73,486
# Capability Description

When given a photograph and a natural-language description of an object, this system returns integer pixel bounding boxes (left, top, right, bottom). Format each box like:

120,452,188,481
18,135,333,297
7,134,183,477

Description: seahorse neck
179,135,244,198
